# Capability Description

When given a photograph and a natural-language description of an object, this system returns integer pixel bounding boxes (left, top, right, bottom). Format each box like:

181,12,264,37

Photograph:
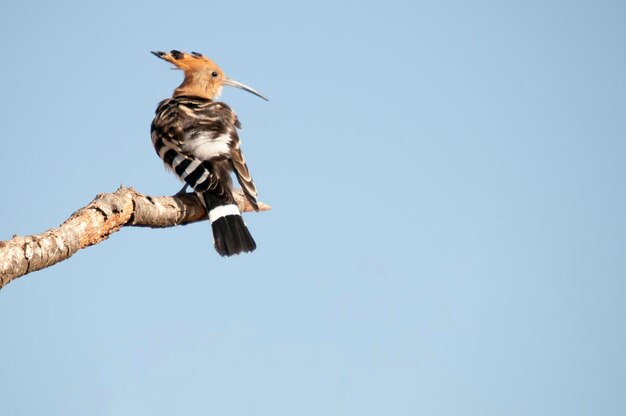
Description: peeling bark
0,186,270,288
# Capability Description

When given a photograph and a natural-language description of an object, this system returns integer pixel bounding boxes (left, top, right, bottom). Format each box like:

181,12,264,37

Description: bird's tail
201,193,256,256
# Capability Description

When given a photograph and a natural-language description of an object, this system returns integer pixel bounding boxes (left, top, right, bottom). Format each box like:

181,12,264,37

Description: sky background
1,0,625,415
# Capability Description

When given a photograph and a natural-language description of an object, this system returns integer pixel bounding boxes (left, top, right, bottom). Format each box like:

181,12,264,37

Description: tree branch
0,186,271,288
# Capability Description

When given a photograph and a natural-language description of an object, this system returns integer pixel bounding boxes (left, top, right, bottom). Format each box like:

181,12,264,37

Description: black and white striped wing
150,98,224,196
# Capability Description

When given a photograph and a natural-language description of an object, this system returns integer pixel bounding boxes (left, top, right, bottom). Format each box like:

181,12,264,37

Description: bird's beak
222,77,269,101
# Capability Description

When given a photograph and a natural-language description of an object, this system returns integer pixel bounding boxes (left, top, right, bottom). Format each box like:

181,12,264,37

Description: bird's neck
173,74,221,100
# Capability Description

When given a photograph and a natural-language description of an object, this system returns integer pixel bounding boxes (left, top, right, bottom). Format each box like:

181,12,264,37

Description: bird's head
151,50,268,101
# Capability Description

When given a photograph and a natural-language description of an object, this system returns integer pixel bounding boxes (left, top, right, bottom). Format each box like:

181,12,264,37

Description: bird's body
150,50,266,256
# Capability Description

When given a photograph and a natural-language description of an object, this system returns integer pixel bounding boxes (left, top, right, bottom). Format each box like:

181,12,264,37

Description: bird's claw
175,184,189,196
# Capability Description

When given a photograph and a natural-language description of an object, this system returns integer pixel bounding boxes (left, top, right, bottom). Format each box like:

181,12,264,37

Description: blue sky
1,0,625,414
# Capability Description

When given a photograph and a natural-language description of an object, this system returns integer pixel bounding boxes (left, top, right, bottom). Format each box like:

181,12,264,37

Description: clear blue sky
1,0,625,414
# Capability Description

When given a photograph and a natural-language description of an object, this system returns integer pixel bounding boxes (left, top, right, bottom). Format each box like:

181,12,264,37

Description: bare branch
0,186,271,288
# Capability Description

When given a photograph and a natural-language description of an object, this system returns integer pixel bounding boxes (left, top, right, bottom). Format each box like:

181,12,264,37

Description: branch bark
0,186,271,288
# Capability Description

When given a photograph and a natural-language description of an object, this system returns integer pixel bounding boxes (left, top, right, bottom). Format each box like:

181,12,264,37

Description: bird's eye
211,71,218,78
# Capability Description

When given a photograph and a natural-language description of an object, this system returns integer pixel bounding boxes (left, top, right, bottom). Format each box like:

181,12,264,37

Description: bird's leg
175,184,189,196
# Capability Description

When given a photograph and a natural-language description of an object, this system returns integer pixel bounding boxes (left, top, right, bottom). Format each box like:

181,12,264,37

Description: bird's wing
151,98,225,196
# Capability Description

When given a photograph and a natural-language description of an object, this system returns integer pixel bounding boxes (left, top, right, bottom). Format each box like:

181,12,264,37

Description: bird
150,50,268,256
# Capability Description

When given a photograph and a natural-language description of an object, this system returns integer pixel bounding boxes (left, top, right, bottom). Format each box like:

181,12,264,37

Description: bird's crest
151,50,220,73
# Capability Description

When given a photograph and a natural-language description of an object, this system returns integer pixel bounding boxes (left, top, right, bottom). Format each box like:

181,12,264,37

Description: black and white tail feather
151,96,259,256
203,193,256,256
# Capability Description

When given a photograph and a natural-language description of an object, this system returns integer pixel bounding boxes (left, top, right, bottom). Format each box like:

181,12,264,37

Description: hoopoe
150,50,267,256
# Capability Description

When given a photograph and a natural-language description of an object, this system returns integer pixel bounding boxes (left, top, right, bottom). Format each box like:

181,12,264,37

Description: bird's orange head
151,50,267,101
